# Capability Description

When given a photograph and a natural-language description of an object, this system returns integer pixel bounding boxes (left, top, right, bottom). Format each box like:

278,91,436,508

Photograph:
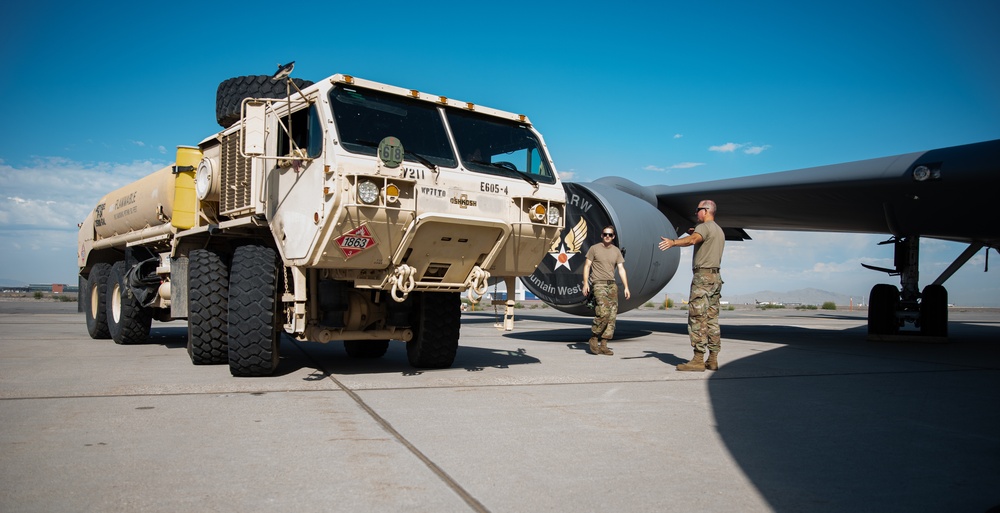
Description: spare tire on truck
215,75,314,128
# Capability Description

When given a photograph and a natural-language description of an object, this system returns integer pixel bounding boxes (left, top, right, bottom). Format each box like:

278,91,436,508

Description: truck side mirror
243,101,266,156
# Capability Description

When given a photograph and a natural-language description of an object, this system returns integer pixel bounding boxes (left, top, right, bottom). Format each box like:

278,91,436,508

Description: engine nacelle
524,178,681,315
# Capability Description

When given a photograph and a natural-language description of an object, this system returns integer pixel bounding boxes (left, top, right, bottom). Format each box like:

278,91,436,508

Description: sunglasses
696,207,709,212
602,232,615,237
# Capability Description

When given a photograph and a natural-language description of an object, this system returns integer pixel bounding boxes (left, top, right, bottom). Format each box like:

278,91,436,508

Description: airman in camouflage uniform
582,226,631,355
592,282,619,342
687,271,723,356
659,200,725,371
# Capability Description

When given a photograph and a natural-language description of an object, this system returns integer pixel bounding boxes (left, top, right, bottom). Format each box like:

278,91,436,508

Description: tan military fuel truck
78,65,566,376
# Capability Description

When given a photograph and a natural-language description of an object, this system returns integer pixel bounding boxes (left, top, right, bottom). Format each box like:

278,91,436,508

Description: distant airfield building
2,284,79,294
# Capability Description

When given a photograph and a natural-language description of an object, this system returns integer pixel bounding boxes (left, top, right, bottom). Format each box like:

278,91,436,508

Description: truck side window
278,104,322,158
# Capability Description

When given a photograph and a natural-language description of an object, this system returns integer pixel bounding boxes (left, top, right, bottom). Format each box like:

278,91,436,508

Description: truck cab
79,71,566,376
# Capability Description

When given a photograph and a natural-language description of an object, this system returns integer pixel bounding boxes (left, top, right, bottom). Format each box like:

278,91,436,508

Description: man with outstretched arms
659,200,725,371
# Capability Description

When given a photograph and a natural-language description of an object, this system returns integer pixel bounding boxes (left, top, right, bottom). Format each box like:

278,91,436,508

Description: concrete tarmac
2,301,999,513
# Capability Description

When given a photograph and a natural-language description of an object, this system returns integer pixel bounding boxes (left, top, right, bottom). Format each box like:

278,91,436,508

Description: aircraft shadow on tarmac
485,312,1000,511
704,321,1000,513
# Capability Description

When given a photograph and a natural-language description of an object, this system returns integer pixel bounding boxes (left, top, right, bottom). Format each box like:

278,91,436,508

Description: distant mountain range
666,287,865,306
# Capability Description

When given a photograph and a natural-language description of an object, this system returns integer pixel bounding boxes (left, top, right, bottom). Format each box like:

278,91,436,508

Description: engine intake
523,181,680,315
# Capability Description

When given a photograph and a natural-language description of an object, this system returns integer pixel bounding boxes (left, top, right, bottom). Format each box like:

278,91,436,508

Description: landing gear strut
864,236,988,340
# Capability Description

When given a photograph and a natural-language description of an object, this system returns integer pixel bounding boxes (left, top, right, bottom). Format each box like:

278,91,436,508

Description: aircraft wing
643,139,1000,245
525,139,997,335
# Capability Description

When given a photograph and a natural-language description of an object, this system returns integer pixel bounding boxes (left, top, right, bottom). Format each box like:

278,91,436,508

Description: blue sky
1,0,998,305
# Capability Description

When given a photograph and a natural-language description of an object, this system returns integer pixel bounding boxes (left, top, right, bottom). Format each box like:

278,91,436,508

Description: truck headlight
384,183,400,204
530,203,546,221
358,180,379,204
546,206,561,225
195,158,215,201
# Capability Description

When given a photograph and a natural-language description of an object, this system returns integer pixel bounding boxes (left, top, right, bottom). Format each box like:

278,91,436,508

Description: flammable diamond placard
335,224,377,259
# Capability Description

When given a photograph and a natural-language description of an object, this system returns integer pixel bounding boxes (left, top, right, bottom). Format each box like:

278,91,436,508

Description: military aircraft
524,138,1000,338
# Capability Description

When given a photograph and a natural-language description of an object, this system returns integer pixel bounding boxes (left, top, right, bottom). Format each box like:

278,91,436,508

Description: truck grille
220,132,253,216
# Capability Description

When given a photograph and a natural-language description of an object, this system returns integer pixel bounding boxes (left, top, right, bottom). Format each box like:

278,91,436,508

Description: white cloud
644,162,706,172
673,134,683,139
0,159,162,226
703,231,893,296
1,196,76,228
709,142,742,153
0,157,166,283
557,170,575,181
709,142,770,155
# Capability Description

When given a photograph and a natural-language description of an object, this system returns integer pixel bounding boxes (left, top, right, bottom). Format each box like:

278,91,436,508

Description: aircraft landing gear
867,283,900,336
919,284,948,337
864,236,989,340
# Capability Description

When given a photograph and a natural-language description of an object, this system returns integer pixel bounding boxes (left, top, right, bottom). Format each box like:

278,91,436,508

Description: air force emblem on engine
548,218,587,271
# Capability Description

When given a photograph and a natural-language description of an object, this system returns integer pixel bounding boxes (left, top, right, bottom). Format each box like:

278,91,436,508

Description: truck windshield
330,85,457,168
447,109,556,184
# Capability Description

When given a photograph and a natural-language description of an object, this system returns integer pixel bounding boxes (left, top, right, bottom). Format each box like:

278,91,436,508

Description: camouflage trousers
687,272,723,353
591,283,618,340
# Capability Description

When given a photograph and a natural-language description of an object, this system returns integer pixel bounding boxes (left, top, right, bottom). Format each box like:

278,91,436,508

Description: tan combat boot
599,339,614,356
705,351,719,371
588,337,601,355
676,351,706,372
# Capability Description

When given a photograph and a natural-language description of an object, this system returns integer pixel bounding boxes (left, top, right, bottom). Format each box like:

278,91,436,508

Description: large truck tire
84,263,112,339
187,249,229,365
216,75,314,128
406,292,461,368
107,261,152,345
228,245,282,377
344,340,390,359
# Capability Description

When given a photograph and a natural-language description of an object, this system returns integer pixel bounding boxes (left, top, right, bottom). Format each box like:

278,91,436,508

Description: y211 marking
402,168,425,180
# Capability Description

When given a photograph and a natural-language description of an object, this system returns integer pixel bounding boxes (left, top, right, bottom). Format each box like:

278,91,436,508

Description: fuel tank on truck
92,146,199,240
523,180,681,316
